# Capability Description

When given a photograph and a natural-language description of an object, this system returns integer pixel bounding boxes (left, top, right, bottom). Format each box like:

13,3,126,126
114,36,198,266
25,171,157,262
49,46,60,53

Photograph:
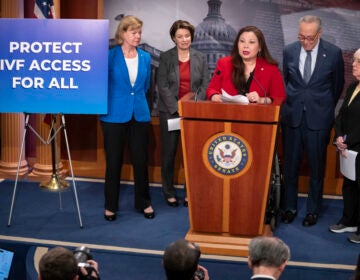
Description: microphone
194,87,201,102
250,71,268,105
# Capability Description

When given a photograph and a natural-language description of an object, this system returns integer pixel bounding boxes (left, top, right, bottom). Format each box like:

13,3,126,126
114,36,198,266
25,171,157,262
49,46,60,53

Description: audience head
248,236,290,280
38,246,78,280
163,239,201,280
114,15,143,45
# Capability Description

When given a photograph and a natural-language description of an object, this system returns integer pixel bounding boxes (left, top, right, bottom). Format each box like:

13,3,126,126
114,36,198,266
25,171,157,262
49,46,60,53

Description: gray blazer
157,47,209,115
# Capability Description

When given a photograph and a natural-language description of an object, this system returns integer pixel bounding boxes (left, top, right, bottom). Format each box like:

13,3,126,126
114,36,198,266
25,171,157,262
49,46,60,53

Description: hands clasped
336,136,348,157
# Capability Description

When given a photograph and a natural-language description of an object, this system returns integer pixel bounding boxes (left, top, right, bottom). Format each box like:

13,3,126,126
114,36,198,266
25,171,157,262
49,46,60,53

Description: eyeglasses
298,30,320,42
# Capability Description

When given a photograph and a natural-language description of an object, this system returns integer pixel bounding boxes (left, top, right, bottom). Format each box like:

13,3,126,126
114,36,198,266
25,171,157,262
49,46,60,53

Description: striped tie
303,50,312,83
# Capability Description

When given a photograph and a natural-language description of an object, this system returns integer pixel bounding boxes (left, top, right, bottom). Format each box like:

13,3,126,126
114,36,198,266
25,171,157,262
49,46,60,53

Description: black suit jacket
334,81,360,153
282,39,344,130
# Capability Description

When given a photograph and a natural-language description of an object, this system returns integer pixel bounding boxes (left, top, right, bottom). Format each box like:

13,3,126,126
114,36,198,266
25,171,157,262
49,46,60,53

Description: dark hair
163,239,201,280
39,247,78,280
230,26,278,93
169,20,195,42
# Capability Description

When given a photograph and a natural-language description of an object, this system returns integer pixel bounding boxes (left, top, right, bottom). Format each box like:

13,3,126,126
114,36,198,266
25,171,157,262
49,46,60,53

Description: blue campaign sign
0,18,108,114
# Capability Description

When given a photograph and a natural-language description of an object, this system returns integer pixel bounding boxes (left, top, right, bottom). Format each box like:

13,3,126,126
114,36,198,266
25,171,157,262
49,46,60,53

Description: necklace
178,51,190,62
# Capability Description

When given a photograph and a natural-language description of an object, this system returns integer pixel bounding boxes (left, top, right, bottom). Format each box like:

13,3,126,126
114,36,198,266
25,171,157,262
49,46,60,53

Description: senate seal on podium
203,133,252,178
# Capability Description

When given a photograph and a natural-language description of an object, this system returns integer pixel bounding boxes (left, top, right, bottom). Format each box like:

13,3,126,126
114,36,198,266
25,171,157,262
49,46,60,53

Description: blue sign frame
0,18,108,114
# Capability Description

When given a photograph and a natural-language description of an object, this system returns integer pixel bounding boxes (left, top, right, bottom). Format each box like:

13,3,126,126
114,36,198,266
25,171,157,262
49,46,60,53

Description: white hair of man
248,236,290,268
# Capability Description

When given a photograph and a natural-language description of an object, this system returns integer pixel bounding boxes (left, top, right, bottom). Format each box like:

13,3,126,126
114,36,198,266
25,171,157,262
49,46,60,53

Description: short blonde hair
115,15,143,45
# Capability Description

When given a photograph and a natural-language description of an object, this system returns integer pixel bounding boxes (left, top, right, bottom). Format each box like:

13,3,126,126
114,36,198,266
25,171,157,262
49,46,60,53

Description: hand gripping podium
179,95,281,257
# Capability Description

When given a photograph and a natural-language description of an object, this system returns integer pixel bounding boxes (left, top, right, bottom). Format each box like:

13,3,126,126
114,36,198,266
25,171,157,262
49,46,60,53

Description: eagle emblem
217,145,237,163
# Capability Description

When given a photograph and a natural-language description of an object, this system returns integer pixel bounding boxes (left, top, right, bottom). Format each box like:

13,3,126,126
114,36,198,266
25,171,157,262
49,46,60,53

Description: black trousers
159,111,181,199
339,155,360,230
101,119,151,212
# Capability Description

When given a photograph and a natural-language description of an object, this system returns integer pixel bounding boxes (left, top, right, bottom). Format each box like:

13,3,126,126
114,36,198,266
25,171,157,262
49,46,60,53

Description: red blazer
206,56,286,102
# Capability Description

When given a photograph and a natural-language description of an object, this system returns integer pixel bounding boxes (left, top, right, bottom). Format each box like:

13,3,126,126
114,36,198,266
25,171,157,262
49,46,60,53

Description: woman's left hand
246,91,260,103
336,136,347,152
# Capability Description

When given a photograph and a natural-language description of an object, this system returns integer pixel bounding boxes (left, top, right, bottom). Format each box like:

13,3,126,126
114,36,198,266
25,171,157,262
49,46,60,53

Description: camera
193,268,205,280
73,246,95,280
74,246,92,266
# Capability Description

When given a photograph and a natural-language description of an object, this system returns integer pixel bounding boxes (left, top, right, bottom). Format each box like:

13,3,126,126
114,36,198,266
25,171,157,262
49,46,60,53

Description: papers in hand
167,117,181,131
220,89,249,104
340,149,358,181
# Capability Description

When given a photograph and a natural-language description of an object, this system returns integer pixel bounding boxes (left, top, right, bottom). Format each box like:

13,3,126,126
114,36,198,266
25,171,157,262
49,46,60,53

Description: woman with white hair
329,48,360,243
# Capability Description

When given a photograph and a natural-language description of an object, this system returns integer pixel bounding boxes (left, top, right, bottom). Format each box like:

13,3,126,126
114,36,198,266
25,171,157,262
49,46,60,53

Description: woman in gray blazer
157,20,209,207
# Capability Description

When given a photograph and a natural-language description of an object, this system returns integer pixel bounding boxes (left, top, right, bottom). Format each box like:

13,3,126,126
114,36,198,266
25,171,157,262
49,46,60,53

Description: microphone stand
194,87,201,102
251,71,269,105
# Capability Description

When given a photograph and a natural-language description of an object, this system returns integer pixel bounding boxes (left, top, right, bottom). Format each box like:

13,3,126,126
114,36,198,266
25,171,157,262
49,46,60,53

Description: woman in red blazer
206,26,285,104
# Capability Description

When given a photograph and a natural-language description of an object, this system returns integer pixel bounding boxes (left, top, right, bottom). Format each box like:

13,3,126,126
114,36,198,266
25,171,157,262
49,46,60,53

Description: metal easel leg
61,115,83,228
7,113,29,227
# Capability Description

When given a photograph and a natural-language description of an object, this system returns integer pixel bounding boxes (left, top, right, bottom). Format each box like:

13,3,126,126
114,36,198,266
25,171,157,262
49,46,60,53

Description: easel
7,113,83,228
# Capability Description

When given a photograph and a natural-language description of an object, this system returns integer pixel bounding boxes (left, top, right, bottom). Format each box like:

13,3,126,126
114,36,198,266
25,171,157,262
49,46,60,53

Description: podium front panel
180,100,280,237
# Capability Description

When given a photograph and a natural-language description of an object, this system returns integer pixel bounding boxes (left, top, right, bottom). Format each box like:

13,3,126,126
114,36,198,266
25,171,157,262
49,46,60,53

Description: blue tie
303,51,312,83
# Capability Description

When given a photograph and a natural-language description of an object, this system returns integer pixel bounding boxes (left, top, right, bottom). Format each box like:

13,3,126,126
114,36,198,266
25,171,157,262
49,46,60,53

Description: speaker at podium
179,93,282,256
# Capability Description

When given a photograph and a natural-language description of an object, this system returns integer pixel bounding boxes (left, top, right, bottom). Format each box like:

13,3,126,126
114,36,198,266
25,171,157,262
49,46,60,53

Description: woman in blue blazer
157,20,209,207
100,15,154,221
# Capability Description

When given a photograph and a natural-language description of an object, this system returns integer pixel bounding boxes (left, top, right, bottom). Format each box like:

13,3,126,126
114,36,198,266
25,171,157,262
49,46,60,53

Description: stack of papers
340,149,358,181
220,89,249,104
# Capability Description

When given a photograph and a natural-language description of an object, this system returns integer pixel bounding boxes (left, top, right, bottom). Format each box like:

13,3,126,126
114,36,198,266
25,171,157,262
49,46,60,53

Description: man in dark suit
281,15,345,226
248,236,290,280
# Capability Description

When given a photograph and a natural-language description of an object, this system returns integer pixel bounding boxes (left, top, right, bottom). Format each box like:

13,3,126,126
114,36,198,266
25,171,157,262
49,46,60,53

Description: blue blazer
100,45,151,123
282,39,344,130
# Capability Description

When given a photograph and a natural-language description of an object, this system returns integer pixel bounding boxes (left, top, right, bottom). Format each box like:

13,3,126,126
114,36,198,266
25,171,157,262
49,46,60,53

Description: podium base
40,174,69,192
185,226,272,257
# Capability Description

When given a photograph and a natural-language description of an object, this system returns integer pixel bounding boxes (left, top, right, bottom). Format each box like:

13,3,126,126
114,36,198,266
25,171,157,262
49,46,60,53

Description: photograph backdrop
104,0,360,115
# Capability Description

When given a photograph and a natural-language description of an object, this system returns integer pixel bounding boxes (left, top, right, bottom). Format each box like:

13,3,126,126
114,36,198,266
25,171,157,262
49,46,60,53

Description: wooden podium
178,95,281,257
